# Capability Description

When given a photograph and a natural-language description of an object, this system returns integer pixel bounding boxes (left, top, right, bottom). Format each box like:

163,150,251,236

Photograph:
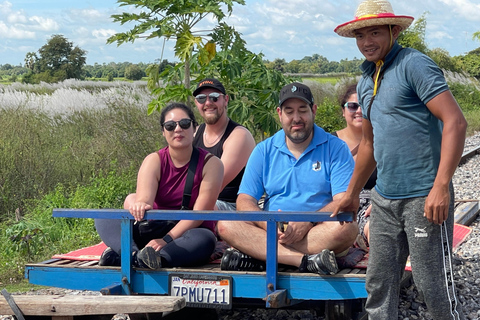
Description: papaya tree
108,0,296,137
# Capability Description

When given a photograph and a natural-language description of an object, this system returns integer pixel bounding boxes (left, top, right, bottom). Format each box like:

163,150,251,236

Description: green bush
0,169,136,283
0,89,164,222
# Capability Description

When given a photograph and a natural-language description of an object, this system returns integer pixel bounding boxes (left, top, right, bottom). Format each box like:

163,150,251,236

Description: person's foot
220,248,265,271
98,247,121,266
136,246,162,270
299,249,339,275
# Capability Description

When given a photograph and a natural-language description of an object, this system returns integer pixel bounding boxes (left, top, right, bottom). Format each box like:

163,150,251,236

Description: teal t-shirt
358,42,449,199
238,125,354,211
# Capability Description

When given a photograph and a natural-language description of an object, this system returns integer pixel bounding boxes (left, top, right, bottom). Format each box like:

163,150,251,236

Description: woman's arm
129,152,161,221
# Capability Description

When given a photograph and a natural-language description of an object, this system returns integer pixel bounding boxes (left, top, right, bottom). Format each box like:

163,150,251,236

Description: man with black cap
332,0,466,319
217,82,359,275
192,78,256,211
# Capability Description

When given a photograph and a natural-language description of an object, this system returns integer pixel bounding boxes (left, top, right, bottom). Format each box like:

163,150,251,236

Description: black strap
366,48,404,121
181,147,199,210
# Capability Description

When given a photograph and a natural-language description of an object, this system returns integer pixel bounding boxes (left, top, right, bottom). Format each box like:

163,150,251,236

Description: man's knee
327,222,358,245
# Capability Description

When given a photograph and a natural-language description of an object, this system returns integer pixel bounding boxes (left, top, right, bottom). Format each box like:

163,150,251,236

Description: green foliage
108,0,245,89
449,82,480,112
455,49,480,79
0,92,164,222
125,64,145,80
147,22,296,137
0,170,135,283
22,35,87,83
398,13,429,54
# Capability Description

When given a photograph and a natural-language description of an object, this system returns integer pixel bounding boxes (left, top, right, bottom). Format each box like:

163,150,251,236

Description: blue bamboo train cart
25,209,367,319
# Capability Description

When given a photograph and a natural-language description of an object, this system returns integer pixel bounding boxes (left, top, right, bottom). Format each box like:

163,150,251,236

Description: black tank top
193,119,245,203
331,131,377,190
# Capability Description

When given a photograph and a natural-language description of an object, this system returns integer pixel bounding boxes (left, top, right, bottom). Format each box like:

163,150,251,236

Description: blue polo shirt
357,42,449,199
238,124,354,211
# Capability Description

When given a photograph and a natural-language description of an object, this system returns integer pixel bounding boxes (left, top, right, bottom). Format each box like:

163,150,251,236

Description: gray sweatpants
366,187,464,320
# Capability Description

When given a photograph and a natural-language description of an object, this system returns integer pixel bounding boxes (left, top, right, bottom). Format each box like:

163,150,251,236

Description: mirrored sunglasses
195,92,224,104
162,118,193,131
344,102,361,112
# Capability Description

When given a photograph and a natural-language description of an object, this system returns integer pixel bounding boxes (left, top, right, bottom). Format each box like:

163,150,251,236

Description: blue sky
1,0,480,66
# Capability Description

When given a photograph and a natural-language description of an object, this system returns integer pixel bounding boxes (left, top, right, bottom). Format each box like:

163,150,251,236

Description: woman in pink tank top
95,103,224,269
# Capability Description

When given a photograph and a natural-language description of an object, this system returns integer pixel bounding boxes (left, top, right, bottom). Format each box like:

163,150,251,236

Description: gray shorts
215,200,236,211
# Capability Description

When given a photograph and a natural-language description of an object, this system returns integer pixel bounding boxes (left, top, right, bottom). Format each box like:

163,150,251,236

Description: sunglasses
344,102,361,112
195,92,224,104
162,118,193,131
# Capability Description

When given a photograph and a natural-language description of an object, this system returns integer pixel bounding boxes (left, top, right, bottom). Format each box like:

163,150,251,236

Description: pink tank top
153,146,215,232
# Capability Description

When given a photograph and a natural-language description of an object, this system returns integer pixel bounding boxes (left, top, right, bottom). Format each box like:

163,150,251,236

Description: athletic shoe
220,248,266,271
98,247,121,266
136,246,162,270
300,249,339,275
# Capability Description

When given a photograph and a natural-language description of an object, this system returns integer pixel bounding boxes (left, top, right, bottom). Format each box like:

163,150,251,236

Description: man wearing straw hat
332,0,466,319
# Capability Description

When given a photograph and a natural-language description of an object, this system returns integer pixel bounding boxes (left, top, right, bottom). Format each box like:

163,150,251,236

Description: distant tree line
2,15,480,85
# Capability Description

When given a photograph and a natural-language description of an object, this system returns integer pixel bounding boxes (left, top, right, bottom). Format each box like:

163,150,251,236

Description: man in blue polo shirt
217,82,359,275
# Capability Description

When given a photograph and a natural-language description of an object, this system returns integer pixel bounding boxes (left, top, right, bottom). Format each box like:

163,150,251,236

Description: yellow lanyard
373,60,384,96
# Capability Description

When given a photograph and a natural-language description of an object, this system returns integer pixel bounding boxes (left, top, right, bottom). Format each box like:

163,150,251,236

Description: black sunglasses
162,118,193,131
195,92,224,104
344,102,361,112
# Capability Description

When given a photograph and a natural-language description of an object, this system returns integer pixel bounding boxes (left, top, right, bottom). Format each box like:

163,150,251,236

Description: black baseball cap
193,78,226,96
279,82,314,107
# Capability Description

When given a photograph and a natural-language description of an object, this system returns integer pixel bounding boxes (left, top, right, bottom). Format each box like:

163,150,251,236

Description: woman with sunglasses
332,84,377,251
95,102,224,269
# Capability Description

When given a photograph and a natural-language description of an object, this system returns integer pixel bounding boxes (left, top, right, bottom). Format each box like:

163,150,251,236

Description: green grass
0,279,46,293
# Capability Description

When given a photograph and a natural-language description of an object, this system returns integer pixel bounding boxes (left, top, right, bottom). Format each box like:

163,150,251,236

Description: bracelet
162,234,173,243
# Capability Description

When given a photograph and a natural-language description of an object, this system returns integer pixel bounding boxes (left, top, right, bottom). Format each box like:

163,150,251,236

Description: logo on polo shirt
312,160,321,171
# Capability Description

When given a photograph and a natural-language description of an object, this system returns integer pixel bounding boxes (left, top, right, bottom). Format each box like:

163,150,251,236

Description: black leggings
95,219,217,267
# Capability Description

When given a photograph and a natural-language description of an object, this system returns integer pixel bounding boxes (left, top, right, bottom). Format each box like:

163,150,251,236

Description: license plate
169,273,232,309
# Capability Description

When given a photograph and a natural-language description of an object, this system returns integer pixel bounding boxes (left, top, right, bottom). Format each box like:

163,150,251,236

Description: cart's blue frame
25,209,367,309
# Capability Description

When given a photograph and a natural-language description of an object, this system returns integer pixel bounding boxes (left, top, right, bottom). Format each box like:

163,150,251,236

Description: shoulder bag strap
181,146,200,210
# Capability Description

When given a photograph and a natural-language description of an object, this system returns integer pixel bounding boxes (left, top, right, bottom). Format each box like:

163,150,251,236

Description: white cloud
439,0,480,21
0,1,12,15
7,12,27,23
430,31,454,41
28,15,59,31
92,28,116,40
0,20,35,39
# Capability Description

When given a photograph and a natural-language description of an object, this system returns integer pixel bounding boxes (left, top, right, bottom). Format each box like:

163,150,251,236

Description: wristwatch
162,234,173,243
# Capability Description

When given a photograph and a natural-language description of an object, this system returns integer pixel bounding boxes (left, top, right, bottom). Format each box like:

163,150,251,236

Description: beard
203,106,224,125
284,122,313,144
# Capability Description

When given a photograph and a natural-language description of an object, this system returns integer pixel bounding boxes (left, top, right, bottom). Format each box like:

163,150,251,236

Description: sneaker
300,249,339,275
98,247,121,266
136,246,162,270
220,248,265,271
132,251,149,269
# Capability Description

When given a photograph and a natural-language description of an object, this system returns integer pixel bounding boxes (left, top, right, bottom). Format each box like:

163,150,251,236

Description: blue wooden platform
25,209,367,310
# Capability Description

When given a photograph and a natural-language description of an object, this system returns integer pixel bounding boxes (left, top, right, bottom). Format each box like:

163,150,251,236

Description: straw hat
334,0,414,38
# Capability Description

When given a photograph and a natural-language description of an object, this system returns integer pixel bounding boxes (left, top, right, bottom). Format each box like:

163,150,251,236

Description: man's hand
331,193,360,223
424,184,450,225
278,222,312,245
